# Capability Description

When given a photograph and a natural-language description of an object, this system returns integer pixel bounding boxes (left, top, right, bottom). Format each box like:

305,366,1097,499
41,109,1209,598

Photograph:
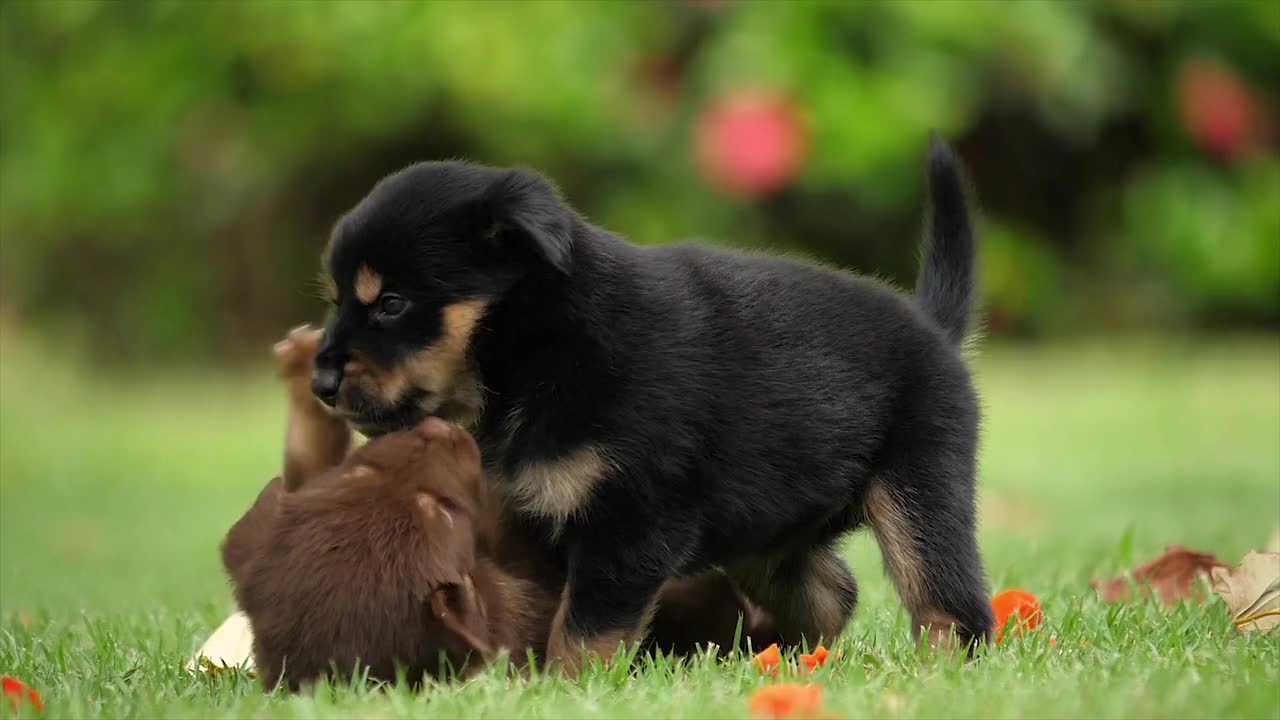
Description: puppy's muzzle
311,367,342,407
311,340,346,408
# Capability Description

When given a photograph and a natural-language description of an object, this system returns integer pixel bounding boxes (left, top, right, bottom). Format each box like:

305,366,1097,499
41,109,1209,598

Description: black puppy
311,135,994,669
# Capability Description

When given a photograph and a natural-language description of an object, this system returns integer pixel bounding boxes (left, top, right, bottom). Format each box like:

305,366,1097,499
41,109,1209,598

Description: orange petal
2,676,44,713
753,643,783,675
749,683,825,719
799,645,830,671
991,588,1043,643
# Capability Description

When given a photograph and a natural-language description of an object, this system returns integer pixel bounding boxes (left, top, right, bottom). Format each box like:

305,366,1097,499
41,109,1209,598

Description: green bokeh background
1,0,1276,363
1,5,1278,718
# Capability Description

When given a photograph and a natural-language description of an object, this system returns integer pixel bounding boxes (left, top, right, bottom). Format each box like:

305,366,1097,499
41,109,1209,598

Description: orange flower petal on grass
753,643,783,675
2,676,44,713
991,588,1043,643
749,683,825,719
799,645,830,672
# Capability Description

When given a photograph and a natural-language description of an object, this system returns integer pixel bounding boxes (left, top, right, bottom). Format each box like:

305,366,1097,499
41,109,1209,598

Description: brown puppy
222,328,774,690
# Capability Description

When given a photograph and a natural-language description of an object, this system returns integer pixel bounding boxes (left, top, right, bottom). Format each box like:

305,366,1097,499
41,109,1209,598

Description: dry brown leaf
1211,551,1280,635
1091,545,1227,605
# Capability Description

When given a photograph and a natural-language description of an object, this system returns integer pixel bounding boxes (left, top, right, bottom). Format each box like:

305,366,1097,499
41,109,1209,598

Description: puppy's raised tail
915,133,978,346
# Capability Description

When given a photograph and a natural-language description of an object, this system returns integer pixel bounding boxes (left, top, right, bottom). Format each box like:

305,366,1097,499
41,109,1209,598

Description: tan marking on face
332,298,488,427
402,299,487,389
381,298,489,420
496,444,610,538
354,264,383,305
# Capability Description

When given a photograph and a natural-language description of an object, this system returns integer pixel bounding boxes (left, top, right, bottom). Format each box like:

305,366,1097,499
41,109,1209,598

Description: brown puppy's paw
273,324,323,381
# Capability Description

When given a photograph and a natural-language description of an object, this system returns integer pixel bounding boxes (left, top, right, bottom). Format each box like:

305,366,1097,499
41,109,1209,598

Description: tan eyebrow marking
354,265,383,305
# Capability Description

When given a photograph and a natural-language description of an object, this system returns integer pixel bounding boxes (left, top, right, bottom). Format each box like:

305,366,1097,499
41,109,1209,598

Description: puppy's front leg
273,325,352,490
546,534,673,677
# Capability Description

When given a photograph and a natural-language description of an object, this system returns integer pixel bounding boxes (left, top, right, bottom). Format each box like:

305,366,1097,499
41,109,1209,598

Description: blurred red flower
1177,58,1257,158
2,676,44,713
695,88,809,197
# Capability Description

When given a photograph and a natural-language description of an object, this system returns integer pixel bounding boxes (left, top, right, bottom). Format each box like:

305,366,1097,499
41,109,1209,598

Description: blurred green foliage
1,0,1276,362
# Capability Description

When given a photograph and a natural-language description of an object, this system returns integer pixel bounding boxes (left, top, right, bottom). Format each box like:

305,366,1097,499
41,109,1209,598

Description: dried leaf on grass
1091,545,1227,604
188,611,257,676
1211,551,1280,635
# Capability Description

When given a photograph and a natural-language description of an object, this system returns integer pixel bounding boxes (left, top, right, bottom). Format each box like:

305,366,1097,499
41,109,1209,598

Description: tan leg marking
865,482,962,650
547,585,656,677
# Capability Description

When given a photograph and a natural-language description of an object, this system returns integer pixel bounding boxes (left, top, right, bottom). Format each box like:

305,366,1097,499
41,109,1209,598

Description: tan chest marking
496,445,612,535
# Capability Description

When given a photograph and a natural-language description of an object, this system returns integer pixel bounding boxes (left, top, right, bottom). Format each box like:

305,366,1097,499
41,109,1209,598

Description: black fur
315,137,995,652
916,133,977,345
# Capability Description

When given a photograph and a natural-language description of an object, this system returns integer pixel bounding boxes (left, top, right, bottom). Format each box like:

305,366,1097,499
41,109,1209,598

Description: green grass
2,333,1278,719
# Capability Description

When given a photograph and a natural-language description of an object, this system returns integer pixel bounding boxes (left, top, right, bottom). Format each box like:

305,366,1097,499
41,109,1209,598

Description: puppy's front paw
273,324,323,380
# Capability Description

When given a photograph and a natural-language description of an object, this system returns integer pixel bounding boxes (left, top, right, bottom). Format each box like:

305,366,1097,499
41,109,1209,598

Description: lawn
1,333,1278,719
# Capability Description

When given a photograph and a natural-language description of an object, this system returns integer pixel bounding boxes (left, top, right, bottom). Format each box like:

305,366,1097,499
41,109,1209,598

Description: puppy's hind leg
728,542,858,649
865,445,994,653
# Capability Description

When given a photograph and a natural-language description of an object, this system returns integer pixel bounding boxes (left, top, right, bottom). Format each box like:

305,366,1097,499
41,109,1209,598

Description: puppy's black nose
311,367,342,407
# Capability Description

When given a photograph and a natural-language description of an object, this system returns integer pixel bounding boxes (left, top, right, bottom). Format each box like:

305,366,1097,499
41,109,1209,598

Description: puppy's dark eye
375,293,408,320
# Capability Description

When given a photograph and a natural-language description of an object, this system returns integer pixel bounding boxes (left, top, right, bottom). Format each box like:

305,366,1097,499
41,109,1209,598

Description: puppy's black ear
482,168,575,275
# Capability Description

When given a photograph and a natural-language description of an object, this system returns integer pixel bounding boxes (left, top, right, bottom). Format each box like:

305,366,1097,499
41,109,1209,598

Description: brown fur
225,419,506,689
221,327,774,690
274,327,352,490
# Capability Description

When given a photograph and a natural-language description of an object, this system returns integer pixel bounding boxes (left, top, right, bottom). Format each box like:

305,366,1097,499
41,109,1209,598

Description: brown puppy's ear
483,168,575,275
429,576,494,660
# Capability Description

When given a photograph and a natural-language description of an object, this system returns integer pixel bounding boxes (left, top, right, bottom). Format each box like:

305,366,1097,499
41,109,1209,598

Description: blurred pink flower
695,88,809,197
1177,58,1257,159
